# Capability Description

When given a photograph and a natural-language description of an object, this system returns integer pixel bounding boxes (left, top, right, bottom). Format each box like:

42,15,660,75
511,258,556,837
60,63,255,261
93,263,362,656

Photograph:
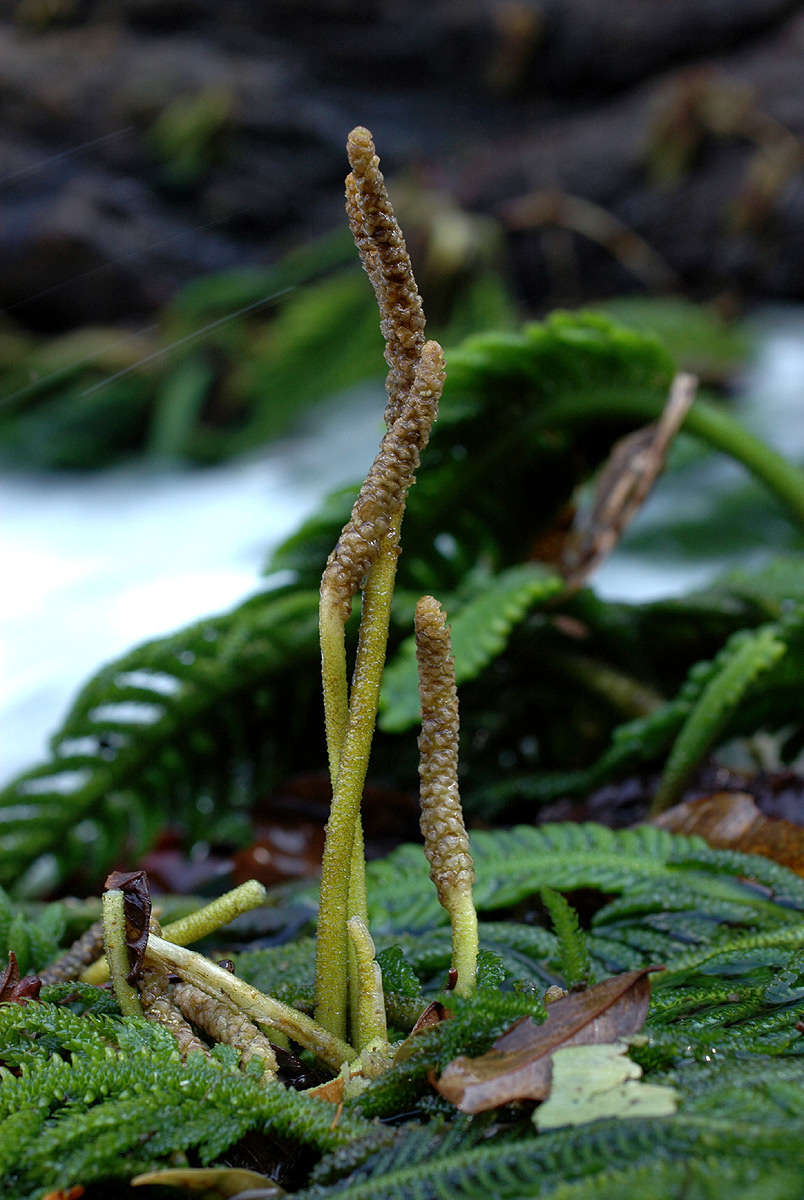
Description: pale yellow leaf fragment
534,1041,678,1131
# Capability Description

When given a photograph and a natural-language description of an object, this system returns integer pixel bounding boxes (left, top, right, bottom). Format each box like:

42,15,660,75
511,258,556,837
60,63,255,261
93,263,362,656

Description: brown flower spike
173,980,278,1084
320,340,444,622
345,125,426,426
315,127,445,1041
416,595,477,994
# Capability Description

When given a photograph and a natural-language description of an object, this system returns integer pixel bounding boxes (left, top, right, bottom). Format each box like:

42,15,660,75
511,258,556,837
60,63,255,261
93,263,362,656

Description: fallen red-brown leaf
434,967,661,1113
0,952,42,1006
653,792,804,876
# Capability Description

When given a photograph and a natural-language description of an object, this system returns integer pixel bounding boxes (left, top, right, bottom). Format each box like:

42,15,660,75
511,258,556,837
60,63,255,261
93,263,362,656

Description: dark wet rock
1,1,803,330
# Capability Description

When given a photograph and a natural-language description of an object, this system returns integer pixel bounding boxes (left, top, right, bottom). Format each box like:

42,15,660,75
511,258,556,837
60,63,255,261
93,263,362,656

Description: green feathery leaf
540,888,591,988
379,564,563,732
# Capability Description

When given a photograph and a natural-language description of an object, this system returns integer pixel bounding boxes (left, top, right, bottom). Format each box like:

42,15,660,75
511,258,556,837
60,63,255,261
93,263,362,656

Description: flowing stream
2,310,803,781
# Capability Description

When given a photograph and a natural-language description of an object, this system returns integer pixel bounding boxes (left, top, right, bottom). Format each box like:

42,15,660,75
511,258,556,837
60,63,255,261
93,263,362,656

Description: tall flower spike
415,595,478,996
315,127,444,1043
346,125,426,426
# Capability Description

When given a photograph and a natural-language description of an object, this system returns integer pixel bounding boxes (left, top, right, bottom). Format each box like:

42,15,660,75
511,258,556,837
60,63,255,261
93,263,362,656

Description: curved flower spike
346,125,427,426
320,339,444,623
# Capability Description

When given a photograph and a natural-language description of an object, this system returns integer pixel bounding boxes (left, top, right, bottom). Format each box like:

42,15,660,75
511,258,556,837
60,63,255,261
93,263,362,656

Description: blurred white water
2,310,803,781
1,386,383,778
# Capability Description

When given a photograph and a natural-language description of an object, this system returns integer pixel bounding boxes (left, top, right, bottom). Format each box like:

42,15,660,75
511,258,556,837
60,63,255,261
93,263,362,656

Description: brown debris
39,919,105,985
562,372,696,590
653,791,804,876
103,869,152,982
415,596,474,901
434,967,660,1113
346,125,427,427
321,340,444,619
0,951,41,1005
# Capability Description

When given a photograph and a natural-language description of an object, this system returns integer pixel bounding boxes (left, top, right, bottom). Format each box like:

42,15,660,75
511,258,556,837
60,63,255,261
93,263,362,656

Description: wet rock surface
1,0,803,329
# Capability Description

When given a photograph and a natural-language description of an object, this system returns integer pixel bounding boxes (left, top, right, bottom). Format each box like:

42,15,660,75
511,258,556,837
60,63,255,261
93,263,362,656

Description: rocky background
1,0,803,332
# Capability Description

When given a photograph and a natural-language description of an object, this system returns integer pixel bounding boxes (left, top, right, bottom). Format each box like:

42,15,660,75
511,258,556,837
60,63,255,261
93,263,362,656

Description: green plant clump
1,127,803,1199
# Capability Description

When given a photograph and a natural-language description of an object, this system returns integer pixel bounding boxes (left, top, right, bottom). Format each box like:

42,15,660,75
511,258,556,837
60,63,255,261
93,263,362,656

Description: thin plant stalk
102,889,142,1017
347,916,388,1049
145,933,354,1071
314,512,402,1039
83,879,267,985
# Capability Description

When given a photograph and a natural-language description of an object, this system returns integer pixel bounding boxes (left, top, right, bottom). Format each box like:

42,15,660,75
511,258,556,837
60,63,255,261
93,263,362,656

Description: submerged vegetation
1,128,803,1199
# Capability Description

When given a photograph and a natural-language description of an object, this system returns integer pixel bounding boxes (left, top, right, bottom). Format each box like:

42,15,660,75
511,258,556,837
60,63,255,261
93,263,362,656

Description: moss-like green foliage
300,1058,803,1199
1,823,802,1196
540,888,591,988
0,886,64,974
0,1003,371,1199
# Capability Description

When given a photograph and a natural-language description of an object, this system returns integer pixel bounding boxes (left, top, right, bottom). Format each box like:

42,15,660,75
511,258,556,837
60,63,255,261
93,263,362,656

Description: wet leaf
534,1041,678,1130
434,967,659,1113
393,1000,451,1066
104,870,152,981
653,792,804,876
132,1166,283,1196
409,1000,449,1037
0,952,41,1005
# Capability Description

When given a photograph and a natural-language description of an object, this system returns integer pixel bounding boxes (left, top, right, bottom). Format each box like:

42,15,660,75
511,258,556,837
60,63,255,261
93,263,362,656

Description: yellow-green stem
320,593,350,784
145,933,354,1071
83,880,267,984
347,916,387,1049
314,512,402,1038
443,884,479,997
347,818,368,1044
320,584,370,1043
102,889,142,1017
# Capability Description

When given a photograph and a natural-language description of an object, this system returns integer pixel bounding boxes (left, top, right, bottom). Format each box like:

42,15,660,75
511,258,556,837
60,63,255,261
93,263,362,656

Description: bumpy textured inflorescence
138,919,209,1059
415,596,475,900
321,340,444,620
39,920,105,985
173,980,278,1083
346,125,426,426
139,959,210,1060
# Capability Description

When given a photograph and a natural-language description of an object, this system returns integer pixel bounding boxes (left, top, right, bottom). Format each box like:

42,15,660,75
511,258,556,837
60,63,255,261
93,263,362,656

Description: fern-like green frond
301,1059,804,1199
379,565,563,732
366,824,804,936
652,621,789,812
487,599,804,810
0,1001,371,1199
0,589,320,894
540,888,590,988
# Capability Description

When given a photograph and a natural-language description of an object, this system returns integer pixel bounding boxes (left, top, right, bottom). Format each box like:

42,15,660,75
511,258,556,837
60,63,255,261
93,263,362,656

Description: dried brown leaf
104,869,152,981
653,792,804,876
0,951,42,1005
562,372,696,589
434,967,660,1113
307,1075,346,1105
